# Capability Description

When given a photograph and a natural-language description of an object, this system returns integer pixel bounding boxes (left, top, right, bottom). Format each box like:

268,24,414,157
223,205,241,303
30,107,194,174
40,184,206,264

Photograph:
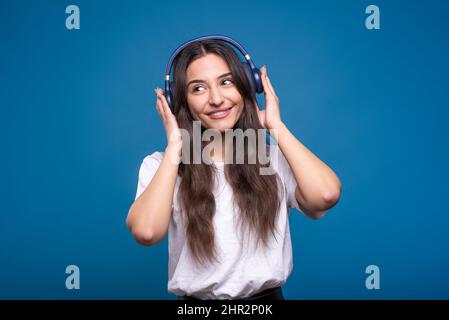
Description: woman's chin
209,124,234,132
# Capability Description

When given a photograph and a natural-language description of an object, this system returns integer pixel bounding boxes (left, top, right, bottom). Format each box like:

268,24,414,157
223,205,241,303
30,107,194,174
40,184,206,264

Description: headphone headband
164,35,256,80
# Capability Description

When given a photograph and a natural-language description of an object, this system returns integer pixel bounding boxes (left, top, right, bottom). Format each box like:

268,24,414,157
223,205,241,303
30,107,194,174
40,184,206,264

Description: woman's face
185,53,244,132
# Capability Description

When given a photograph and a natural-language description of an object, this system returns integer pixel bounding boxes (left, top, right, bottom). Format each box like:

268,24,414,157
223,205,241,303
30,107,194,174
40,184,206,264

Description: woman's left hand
256,66,284,130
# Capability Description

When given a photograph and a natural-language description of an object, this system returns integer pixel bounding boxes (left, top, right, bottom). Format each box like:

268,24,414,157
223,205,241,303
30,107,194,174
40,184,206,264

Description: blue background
1,0,448,299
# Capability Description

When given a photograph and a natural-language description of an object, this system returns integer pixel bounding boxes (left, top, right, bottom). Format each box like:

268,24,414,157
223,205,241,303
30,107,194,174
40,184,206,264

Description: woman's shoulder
134,151,165,200
139,150,165,171
142,150,164,163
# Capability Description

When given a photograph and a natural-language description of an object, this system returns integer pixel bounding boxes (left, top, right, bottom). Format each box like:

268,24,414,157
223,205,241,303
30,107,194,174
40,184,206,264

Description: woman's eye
192,86,205,92
191,79,233,92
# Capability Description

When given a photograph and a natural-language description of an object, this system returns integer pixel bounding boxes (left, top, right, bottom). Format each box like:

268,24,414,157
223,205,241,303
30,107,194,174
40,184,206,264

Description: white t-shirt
134,145,303,299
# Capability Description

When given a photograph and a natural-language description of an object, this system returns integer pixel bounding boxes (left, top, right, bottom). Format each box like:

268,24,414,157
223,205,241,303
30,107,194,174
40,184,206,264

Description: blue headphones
163,35,264,112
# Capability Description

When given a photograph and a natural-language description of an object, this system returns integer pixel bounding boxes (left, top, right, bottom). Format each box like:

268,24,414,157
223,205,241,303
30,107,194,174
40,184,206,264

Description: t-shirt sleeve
272,145,304,214
135,151,165,200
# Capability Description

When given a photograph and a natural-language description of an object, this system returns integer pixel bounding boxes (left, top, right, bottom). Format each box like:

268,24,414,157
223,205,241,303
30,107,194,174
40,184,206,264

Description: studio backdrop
1,0,448,299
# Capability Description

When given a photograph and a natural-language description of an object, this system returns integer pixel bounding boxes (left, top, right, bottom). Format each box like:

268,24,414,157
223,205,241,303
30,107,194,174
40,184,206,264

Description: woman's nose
208,86,224,106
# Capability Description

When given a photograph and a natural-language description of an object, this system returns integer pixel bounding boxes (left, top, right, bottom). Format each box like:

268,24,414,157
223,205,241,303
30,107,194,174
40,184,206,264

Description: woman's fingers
260,66,277,99
159,99,167,122
154,88,182,149
265,75,278,100
157,88,177,121
156,88,169,121
156,96,165,123
157,89,169,112
156,88,181,134
260,66,271,97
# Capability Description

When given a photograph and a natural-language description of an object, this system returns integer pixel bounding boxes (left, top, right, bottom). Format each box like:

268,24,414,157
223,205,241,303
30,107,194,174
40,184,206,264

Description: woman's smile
207,106,233,120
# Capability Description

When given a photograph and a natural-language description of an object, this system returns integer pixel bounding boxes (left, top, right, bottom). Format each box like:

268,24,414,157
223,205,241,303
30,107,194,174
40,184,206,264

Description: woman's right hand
155,88,182,158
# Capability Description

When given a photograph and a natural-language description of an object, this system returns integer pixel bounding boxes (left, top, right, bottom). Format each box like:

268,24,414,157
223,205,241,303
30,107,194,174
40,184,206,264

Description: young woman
126,36,342,300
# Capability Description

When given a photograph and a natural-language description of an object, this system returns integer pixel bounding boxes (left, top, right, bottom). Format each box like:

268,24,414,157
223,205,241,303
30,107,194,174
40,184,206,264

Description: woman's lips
207,107,232,120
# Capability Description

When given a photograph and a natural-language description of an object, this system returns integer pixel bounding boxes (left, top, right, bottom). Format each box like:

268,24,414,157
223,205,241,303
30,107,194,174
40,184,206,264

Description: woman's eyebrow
186,72,232,87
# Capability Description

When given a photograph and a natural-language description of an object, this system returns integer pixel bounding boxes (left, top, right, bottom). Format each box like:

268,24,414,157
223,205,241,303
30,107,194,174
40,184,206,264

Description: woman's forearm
272,123,342,214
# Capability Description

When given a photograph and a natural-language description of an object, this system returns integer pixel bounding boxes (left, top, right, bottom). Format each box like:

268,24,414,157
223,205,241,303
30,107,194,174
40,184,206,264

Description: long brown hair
172,40,282,267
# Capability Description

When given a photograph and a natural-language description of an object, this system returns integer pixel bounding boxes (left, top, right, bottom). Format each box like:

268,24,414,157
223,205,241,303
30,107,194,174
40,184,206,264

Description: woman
126,37,342,300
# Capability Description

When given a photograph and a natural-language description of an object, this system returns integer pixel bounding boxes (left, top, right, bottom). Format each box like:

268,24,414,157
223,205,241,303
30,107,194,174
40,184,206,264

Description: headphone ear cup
164,81,175,112
164,90,173,112
242,62,264,95
252,68,264,94
242,62,256,95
